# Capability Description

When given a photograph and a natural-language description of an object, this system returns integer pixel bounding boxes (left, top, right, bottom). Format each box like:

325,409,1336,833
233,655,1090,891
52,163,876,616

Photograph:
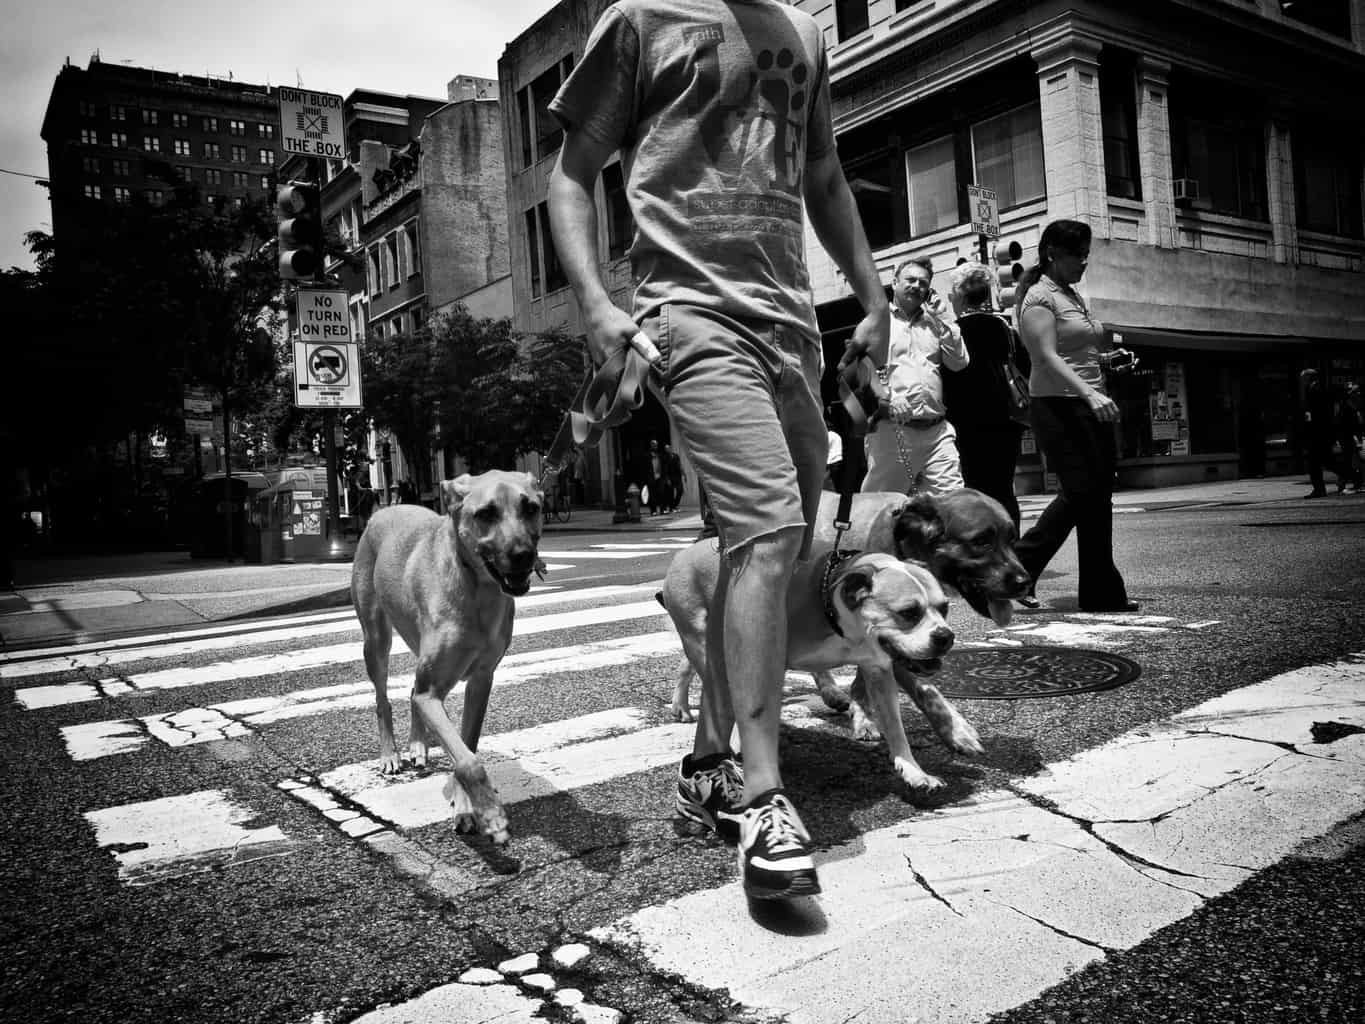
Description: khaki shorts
643,303,826,556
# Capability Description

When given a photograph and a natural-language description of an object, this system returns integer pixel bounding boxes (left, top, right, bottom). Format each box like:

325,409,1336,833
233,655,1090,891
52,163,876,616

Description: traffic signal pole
305,156,341,553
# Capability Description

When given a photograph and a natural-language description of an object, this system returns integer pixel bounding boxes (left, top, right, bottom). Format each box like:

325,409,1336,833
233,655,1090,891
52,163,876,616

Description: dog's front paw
942,719,985,757
850,702,882,741
815,675,851,714
893,756,945,794
407,740,430,768
669,700,696,723
377,751,403,775
444,773,510,846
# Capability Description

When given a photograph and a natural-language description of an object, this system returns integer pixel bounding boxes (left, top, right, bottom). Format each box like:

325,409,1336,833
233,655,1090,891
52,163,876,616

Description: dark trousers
1306,440,1332,493
1015,397,1128,610
955,426,1022,531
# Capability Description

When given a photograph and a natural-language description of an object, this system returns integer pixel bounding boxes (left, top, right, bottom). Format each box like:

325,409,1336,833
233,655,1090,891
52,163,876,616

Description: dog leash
538,331,662,491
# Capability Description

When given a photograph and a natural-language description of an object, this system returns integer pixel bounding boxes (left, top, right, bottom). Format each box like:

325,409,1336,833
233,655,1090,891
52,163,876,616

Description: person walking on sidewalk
861,257,969,496
548,0,889,900
1333,381,1362,494
1300,369,1334,498
1012,219,1138,613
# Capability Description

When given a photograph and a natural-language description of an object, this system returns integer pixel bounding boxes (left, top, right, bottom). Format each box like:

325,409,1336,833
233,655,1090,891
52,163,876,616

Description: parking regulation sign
967,184,1000,239
277,87,345,159
294,291,360,409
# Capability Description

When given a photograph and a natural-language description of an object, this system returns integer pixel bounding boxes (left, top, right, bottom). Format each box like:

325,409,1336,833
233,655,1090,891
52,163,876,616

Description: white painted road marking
17,598,670,708
591,657,1365,1024
84,789,294,886
0,582,662,680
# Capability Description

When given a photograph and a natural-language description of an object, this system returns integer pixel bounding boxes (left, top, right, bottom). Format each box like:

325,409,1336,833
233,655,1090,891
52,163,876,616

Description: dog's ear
441,475,474,514
893,493,945,559
838,570,875,610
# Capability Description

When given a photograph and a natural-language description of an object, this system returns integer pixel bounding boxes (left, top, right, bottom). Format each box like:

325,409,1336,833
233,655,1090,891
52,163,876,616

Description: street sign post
276,88,345,159
294,288,361,410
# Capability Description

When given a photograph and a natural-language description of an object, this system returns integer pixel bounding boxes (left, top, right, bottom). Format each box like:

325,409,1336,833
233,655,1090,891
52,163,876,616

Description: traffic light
994,239,1024,311
276,181,320,281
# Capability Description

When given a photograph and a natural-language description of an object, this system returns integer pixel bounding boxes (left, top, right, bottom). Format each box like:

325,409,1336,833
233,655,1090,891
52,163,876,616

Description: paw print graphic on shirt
753,47,809,194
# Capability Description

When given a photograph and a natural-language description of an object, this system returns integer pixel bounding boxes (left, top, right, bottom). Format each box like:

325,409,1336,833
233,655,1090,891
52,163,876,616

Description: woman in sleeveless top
1012,219,1138,613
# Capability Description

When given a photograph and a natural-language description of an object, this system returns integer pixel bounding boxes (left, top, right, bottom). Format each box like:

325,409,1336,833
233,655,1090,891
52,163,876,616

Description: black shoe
674,753,744,841
1016,594,1042,610
736,789,820,900
1080,600,1141,613
1305,490,1327,499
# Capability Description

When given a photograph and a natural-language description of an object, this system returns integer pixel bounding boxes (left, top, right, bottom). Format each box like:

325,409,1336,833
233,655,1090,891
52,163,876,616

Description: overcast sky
0,0,558,272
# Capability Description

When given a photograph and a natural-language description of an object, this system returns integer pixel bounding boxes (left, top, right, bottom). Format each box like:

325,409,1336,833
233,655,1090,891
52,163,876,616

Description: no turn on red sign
293,289,361,409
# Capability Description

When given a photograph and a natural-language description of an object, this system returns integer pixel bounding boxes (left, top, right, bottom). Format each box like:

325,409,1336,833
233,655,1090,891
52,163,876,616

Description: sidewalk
0,474,1333,651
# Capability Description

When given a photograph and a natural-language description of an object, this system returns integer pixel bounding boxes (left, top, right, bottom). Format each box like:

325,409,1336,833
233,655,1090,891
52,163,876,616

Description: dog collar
821,548,860,637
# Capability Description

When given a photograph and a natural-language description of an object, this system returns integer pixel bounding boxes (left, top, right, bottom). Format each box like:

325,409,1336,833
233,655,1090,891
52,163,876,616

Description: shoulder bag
1003,326,1031,428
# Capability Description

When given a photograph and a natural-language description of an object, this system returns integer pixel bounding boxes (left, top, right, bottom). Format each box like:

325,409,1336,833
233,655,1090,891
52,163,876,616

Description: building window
602,162,634,260
539,201,566,293
206,169,222,185
260,174,272,190
971,103,1046,210
1279,0,1351,38
835,0,870,42
111,131,128,148
232,171,248,188
79,100,97,118
83,184,103,199
405,221,421,277
229,120,245,136
174,139,191,156
208,194,226,210
1170,80,1268,221
522,56,574,167
110,105,127,121
143,136,161,153
525,208,542,298
81,156,100,173
258,149,275,166
80,128,98,145
112,186,131,204
142,109,158,126
232,196,244,210
368,246,383,297
846,147,910,249
172,113,189,129
905,135,959,238
203,116,218,132
177,166,192,181
146,189,164,206
232,145,247,163
205,142,221,159
1295,127,1363,238
1100,51,1142,200
112,160,130,176
386,234,401,288
258,123,275,139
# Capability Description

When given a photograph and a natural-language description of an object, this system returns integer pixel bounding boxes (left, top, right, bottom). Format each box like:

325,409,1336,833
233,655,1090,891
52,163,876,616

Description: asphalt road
2,495,1363,1024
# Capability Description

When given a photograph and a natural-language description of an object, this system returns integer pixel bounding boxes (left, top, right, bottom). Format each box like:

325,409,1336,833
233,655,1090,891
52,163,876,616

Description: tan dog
662,541,974,792
350,470,543,845
669,488,1030,739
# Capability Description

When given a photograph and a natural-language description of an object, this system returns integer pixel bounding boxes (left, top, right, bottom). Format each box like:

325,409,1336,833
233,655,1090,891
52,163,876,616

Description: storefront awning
1105,325,1320,354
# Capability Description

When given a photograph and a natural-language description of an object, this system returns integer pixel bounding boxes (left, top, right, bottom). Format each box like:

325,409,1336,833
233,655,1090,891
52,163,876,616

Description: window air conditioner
1173,178,1199,204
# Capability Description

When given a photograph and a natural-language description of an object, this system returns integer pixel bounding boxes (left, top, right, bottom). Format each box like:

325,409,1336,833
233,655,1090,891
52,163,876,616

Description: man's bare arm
548,130,639,367
804,148,889,367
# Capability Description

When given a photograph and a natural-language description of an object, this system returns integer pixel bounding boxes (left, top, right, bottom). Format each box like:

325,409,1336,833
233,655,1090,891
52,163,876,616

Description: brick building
500,0,1365,496
42,56,282,242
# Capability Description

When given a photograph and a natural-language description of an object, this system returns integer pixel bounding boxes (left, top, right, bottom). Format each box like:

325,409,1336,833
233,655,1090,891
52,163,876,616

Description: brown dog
662,543,968,791
350,470,543,845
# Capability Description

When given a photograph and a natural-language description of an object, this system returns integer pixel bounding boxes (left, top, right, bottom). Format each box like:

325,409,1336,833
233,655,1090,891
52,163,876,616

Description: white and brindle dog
350,470,543,846
669,488,1031,753
661,540,974,793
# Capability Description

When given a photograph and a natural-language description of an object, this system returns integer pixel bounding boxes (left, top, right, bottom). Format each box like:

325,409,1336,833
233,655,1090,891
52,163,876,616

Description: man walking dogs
548,0,888,900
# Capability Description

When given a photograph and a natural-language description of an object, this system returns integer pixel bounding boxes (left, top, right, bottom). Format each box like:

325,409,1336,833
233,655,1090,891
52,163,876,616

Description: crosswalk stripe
589,656,1365,1024
0,582,663,681
16,598,670,708
59,631,686,760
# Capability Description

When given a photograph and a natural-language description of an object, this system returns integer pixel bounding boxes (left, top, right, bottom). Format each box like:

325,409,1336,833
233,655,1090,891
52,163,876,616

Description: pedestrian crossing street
6,541,1365,1024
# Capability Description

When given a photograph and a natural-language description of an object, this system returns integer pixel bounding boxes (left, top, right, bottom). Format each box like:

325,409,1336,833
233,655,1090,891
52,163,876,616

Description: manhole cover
933,647,1140,699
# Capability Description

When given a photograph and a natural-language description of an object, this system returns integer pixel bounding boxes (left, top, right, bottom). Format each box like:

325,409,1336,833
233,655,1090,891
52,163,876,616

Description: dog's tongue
988,598,1014,626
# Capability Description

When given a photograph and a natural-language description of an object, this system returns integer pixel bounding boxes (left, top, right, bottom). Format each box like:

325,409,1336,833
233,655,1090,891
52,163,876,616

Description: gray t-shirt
550,0,835,342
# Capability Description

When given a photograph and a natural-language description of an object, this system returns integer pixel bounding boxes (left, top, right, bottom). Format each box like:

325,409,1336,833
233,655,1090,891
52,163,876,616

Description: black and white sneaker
736,789,821,900
674,753,743,841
